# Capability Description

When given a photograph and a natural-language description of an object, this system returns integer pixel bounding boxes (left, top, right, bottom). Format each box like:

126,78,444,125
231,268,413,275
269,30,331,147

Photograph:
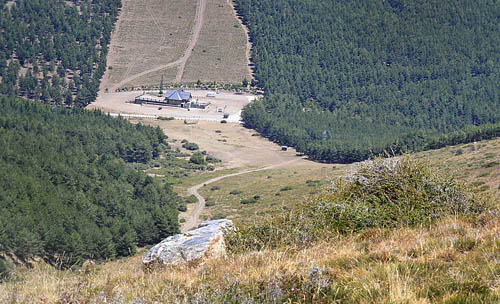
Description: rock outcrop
142,219,234,267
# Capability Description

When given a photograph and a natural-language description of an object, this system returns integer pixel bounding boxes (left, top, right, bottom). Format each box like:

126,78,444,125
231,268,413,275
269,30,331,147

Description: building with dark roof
165,89,191,106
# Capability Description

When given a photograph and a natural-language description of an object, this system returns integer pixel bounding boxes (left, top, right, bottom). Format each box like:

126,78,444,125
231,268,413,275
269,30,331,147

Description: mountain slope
237,0,500,163
0,97,180,268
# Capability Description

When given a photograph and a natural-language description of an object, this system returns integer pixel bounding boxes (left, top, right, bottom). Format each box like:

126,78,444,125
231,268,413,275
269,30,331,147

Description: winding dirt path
181,158,301,232
175,0,206,82
109,0,206,92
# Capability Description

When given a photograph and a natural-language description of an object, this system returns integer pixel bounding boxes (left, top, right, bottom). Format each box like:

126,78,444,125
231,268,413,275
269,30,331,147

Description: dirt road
107,0,206,92
181,158,301,232
175,0,206,82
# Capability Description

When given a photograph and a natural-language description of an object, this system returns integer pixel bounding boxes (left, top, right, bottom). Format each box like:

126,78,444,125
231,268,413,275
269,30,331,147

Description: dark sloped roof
165,90,191,101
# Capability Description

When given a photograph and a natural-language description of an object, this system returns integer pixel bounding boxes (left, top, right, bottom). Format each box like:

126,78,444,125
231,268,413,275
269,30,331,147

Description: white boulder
142,219,234,267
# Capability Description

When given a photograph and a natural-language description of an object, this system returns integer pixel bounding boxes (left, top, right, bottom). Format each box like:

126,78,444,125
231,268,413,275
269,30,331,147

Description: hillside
2,149,500,303
0,97,182,269
100,0,250,91
237,0,500,163
0,0,120,105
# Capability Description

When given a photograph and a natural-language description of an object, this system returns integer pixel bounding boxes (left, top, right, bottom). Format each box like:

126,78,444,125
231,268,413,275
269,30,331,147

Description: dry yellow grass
3,124,500,302
181,0,250,83
3,215,500,303
198,161,340,224
415,137,500,200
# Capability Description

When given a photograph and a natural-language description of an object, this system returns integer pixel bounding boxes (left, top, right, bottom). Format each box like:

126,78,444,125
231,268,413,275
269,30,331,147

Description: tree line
236,0,500,163
0,0,120,106
0,97,181,268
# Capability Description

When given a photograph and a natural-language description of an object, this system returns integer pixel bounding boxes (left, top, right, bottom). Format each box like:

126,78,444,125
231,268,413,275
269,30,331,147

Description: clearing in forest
100,0,250,92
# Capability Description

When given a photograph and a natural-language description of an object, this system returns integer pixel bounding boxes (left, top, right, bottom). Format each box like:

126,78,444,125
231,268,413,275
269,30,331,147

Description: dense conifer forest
236,0,500,163
0,97,180,268
0,0,120,105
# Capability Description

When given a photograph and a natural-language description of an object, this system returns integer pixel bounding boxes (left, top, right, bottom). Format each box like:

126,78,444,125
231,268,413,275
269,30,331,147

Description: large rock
142,219,234,267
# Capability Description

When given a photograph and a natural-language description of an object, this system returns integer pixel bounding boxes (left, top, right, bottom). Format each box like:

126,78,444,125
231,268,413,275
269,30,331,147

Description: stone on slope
142,219,234,267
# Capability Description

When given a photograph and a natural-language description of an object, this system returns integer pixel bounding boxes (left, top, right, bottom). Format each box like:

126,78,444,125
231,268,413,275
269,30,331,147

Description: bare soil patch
88,89,255,122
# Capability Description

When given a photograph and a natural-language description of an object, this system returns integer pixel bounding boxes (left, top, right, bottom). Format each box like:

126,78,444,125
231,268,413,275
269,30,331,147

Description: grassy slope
198,161,342,224
2,138,500,302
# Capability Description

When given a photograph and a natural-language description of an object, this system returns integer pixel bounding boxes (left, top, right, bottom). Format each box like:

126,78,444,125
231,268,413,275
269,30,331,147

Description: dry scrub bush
226,156,488,253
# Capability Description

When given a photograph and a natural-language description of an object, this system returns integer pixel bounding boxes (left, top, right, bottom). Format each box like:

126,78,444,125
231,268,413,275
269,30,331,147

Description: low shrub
157,116,175,121
241,197,258,205
183,142,199,151
190,153,205,165
229,190,242,195
211,186,220,191
185,195,198,204
206,155,221,163
280,185,293,191
205,201,216,207
226,156,488,253
177,204,187,212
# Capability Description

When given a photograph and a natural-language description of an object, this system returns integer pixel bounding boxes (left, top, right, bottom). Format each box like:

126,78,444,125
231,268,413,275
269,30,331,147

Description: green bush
280,185,293,191
190,153,205,165
206,155,221,163
178,204,187,212
211,186,220,191
226,156,487,253
205,201,216,207
183,142,199,151
185,195,198,204
229,190,242,195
